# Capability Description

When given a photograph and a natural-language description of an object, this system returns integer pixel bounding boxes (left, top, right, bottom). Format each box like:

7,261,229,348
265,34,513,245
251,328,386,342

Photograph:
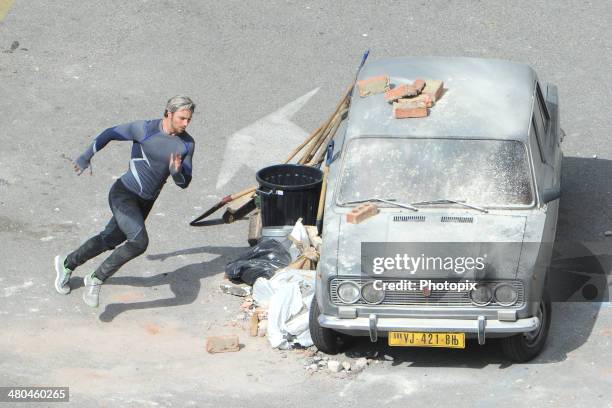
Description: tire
309,296,351,355
500,291,552,363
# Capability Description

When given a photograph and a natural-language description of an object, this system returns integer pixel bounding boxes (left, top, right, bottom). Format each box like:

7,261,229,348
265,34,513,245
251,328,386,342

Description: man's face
168,109,193,134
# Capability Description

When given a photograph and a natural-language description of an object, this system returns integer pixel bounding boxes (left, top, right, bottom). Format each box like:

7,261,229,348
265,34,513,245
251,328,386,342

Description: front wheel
500,291,552,362
309,296,352,354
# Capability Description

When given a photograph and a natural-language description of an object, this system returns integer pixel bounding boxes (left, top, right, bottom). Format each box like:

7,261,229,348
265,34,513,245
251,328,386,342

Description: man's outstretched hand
73,157,92,176
169,153,182,175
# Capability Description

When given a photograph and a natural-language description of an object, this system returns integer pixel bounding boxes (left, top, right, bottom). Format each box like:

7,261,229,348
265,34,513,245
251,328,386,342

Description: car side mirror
541,187,561,203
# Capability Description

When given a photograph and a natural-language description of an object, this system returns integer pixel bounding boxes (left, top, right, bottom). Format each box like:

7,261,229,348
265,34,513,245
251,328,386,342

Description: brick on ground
346,203,379,224
206,335,240,353
357,75,390,97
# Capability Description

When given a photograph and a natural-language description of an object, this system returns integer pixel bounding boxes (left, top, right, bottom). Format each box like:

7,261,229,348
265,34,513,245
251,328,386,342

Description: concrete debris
257,319,268,337
240,297,254,310
354,358,368,371
341,361,351,371
220,283,252,297
328,360,342,373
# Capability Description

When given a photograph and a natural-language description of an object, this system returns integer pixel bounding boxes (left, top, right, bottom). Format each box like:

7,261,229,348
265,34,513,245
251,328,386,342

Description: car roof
346,57,538,142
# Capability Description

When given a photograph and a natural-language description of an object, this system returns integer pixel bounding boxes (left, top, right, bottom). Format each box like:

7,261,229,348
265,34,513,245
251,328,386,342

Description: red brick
357,75,390,97
384,84,418,102
346,203,379,224
206,335,240,353
394,94,432,109
413,79,426,93
393,106,428,119
422,80,444,102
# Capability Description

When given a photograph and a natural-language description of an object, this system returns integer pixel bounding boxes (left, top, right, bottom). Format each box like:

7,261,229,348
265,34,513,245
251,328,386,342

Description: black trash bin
256,164,323,227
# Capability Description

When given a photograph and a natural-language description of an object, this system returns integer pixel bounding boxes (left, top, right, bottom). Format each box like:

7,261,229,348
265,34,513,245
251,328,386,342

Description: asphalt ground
1,1,612,407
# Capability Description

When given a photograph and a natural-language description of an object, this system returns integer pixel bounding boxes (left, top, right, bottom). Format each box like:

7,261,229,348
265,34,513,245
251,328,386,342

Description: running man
54,96,196,307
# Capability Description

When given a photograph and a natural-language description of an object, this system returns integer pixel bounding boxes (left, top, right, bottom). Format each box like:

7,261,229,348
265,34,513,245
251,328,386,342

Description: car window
337,137,534,207
531,116,546,163
536,83,551,135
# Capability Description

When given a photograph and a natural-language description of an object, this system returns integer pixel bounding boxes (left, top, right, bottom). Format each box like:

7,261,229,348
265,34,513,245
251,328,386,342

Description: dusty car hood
336,211,527,280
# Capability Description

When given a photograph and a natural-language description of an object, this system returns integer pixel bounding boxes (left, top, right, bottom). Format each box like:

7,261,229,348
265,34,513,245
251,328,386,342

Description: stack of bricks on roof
356,75,444,119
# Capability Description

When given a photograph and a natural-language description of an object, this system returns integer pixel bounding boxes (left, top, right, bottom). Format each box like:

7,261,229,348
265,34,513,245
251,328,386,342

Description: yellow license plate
388,332,465,348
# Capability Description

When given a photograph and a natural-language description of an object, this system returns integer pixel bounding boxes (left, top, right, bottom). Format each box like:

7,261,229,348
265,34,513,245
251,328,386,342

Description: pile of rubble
213,220,322,352
357,75,444,118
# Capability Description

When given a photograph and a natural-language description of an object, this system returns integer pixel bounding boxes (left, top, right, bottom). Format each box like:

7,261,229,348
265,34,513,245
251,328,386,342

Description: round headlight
361,281,385,304
469,284,492,306
337,281,361,304
494,283,518,306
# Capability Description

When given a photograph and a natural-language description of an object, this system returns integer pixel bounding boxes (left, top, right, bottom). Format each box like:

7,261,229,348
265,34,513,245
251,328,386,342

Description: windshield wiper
410,199,488,213
342,197,419,211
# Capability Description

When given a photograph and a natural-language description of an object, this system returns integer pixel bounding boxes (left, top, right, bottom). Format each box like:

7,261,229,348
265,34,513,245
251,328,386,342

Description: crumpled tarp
253,269,315,349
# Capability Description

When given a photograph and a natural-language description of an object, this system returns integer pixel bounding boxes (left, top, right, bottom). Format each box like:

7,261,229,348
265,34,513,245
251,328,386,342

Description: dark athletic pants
65,179,155,281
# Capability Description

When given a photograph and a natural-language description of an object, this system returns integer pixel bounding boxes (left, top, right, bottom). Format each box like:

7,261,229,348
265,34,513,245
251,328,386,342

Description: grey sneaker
83,272,103,308
54,255,73,295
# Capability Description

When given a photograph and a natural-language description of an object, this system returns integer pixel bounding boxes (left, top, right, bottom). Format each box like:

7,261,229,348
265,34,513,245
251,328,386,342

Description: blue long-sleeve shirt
76,119,195,200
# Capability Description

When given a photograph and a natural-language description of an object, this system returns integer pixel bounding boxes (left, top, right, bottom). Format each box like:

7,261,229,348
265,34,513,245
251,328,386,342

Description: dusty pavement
1,0,612,407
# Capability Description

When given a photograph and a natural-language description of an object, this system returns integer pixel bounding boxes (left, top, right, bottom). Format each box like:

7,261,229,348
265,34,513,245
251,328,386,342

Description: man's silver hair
164,95,195,117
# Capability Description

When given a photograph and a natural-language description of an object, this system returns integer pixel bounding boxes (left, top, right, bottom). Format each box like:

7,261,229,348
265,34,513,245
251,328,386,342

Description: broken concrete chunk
357,75,390,97
206,335,240,353
342,361,351,371
354,357,368,371
384,84,419,102
422,79,444,102
257,319,268,337
220,283,251,297
328,360,342,373
346,203,379,224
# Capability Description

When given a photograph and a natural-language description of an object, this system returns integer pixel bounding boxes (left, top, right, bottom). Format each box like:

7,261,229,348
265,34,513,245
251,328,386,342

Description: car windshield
337,137,534,207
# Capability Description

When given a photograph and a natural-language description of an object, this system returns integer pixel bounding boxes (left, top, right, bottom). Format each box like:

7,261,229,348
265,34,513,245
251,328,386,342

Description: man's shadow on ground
95,245,247,322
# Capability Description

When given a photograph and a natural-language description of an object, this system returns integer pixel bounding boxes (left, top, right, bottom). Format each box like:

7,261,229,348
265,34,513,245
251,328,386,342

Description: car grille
330,278,524,307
